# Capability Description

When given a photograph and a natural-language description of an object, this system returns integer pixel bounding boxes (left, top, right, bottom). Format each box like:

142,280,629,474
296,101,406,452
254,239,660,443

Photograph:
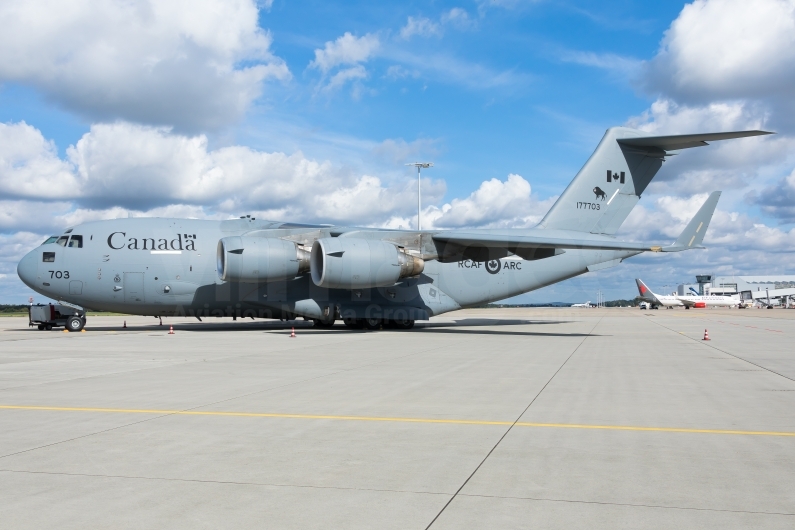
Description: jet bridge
740,288,795,308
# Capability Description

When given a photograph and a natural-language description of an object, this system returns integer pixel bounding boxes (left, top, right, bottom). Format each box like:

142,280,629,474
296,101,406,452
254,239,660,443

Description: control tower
695,274,712,295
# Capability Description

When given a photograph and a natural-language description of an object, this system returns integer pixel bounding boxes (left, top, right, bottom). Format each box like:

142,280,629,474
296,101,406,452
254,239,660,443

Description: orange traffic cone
290,327,296,338
168,325,175,335
703,329,710,341
123,320,127,328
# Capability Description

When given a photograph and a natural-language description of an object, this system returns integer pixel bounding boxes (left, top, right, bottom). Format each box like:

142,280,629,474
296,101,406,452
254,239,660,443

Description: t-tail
538,128,771,235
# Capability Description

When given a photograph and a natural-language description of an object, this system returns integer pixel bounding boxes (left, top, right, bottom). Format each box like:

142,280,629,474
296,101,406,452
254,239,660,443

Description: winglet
662,191,721,252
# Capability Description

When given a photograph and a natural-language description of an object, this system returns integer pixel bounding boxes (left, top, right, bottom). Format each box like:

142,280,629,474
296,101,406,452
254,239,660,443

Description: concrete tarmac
0,307,793,529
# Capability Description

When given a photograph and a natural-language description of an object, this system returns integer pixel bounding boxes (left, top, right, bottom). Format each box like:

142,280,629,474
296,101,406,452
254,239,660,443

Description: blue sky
1,0,794,304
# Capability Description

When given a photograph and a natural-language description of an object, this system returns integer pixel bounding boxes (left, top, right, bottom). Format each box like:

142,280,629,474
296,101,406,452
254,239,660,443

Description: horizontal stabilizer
618,131,772,152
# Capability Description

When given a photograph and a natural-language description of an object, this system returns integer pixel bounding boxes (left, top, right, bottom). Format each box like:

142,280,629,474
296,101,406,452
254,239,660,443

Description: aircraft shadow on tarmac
20,318,591,337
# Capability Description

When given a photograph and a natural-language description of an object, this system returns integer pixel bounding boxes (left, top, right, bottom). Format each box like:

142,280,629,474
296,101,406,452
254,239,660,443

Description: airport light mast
406,162,433,231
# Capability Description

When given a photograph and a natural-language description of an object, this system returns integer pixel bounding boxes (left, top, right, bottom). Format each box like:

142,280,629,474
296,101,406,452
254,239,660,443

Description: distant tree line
480,298,643,308
0,305,29,314
603,298,642,307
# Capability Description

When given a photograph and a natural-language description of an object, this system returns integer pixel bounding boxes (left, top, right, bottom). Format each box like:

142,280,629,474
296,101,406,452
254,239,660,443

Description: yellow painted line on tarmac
2,405,794,437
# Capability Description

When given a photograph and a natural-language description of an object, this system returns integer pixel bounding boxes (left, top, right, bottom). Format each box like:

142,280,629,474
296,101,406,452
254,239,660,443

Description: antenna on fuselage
406,162,433,231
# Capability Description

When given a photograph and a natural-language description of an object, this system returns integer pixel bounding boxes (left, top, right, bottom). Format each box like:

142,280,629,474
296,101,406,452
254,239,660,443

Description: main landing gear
312,318,336,329
340,317,415,330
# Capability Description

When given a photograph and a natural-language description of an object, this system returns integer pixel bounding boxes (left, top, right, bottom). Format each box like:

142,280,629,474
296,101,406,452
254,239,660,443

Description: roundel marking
485,259,501,274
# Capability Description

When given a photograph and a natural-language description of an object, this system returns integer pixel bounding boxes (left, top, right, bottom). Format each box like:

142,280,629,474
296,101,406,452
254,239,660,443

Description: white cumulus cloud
0,0,290,131
425,174,554,229
646,0,795,103
0,120,447,226
0,122,79,200
309,32,380,73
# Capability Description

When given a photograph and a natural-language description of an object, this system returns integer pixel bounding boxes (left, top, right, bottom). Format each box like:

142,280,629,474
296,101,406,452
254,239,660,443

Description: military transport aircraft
17,127,770,331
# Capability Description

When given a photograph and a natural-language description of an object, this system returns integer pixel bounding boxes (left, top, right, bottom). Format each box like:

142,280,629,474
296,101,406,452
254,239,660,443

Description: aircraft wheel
37,324,45,331
685,306,690,310
362,317,381,330
66,316,85,332
312,318,336,329
391,318,415,330
343,317,361,329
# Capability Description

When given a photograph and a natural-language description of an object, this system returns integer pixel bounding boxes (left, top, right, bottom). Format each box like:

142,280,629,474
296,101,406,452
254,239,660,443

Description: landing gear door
124,272,145,303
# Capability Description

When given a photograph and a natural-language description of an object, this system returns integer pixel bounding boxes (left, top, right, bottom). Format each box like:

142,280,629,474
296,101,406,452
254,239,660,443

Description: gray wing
433,190,723,258
432,233,660,253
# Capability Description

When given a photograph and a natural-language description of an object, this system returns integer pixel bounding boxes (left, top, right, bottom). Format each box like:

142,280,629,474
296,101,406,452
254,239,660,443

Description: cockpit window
43,236,58,245
56,236,68,247
67,235,83,248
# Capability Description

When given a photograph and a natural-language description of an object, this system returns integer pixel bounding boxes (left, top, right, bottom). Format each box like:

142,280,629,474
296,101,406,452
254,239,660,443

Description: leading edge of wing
432,233,661,253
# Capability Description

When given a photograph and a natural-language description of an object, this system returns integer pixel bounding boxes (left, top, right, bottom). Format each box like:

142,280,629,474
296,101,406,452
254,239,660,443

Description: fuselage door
124,272,145,303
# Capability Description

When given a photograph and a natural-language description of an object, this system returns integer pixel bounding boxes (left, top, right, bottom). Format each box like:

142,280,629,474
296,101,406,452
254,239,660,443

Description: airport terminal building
678,275,795,296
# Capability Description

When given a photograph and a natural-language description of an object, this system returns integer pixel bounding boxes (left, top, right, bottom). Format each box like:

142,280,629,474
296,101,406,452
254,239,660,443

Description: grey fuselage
22,125,750,320
17,217,637,321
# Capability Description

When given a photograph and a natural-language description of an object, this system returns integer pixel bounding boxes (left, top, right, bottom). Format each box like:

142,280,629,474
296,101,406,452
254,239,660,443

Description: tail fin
538,128,771,235
636,278,654,299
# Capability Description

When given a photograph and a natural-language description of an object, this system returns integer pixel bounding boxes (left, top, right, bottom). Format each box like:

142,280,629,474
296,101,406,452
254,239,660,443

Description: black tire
37,324,45,331
312,318,336,329
343,317,361,329
362,317,381,330
66,316,84,332
392,319,415,330
45,324,53,331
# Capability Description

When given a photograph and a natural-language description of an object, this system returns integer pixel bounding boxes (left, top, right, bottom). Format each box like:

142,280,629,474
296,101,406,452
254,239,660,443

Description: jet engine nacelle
310,238,424,289
217,236,310,283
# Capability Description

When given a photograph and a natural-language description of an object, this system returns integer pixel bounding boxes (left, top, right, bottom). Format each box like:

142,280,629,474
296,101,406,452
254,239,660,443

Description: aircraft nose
17,250,38,288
